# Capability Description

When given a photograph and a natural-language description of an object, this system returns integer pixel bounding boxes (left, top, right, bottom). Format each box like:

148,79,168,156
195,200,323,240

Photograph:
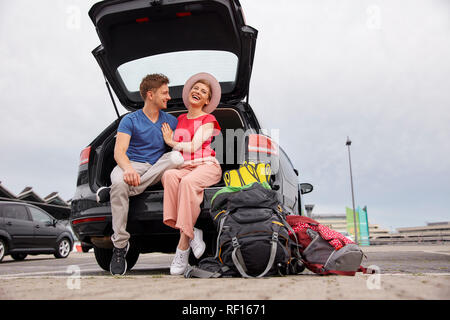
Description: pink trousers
161,160,222,240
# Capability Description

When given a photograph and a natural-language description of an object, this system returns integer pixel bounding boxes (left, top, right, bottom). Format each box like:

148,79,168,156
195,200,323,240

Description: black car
0,201,74,262
70,0,313,271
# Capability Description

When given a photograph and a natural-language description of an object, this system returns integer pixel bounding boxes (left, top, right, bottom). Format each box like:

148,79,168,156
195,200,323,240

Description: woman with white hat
161,72,222,275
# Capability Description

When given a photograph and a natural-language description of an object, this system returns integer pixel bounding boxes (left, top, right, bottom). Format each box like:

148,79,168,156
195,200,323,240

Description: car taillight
248,134,279,156
176,12,191,17
71,216,106,225
136,17,149,23
79,146,91,166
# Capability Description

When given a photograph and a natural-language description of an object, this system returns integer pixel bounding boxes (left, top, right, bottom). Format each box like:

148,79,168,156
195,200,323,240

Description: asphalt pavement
0,244,449,300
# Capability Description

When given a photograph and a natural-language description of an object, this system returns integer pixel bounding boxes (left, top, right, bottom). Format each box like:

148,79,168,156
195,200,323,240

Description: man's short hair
139,74,170,100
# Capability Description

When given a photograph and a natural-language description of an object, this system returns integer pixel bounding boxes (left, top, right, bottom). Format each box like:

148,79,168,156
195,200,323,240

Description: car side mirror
300,183,313,195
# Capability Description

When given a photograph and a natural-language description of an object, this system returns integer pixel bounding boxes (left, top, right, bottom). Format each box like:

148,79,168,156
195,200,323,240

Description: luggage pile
185,182,300,278
185,162,373,278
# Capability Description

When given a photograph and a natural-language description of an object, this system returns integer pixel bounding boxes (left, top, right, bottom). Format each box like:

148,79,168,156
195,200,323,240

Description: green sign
357,206,370,246
346,207,359,241
346,206,370,246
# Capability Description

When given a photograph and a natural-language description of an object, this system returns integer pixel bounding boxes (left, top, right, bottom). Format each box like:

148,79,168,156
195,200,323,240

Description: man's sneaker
190,227,206,259
170,247,190,275
110,242,129,276
96,186,111,203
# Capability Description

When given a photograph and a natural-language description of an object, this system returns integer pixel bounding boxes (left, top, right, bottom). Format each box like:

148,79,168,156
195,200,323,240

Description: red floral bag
286,215,373,276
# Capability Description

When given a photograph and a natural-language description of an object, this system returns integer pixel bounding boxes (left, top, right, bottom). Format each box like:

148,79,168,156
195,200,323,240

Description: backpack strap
236,168,247,186
184,265,223,278
276,212,302,258
184,264,233,278
326,270,357,276
358,266,377,274
214,211,230,259
324,266,377,276
231,232,279,278
243,162,261,182
324,267,375,276
304,263,376,276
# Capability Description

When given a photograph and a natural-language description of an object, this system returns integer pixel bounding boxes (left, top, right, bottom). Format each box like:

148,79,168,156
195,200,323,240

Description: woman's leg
177,232,190,250
166,162,221,275
161,167,191,230
162,166,198,250
175,162,222,240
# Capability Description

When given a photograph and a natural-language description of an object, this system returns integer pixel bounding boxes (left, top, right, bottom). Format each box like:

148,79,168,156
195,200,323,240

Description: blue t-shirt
117,109,178,165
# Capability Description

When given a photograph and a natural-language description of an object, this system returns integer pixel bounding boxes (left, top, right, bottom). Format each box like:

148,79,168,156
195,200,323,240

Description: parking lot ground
0,244,449,300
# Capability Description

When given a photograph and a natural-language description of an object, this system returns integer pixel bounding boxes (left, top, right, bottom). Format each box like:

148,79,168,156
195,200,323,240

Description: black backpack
187,182,299,278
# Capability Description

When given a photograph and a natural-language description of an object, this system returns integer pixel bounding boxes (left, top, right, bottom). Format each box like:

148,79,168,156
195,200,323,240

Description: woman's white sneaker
190,227,206,259
170,247,190,275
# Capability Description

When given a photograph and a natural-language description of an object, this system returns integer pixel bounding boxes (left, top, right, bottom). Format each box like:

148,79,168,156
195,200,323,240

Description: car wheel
126,244,140,271
93,246,112,271
11,253,28,261
54,238,71,259
0,239,6,262
94,243,140,272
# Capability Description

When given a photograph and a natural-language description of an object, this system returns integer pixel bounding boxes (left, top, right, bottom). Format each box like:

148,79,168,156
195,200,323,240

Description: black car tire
11,253,28,261
94,244,140,272
54,238,72,259
0,239,6,262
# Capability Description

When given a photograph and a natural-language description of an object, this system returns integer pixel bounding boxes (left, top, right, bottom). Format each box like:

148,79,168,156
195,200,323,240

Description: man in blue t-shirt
96,74,184,276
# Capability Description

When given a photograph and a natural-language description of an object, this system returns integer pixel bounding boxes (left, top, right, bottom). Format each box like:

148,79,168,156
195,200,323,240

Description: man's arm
114,132,140,186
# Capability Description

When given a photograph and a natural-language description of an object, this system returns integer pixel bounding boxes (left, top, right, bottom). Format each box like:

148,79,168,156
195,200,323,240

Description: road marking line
0,265,171,278
0,268,104,278
423,250,450,256
372,273,450,276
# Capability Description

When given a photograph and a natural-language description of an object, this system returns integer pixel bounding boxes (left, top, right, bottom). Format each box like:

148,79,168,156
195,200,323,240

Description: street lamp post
346,136,359,245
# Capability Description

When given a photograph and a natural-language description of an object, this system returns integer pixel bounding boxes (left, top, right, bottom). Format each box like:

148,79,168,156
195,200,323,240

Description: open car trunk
89,0,257,111
93,106,247,190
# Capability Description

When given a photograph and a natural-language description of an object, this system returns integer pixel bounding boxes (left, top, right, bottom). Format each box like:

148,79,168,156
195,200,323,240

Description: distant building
394,222,450,242
0,181,70,220
310,213,390,240
308,206,450,244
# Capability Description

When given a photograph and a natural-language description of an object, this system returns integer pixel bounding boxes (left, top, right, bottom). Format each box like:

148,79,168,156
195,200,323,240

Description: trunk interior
94,107,247,191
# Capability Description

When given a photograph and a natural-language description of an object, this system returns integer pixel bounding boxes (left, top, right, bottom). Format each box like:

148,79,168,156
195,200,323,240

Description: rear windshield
117,50,238,96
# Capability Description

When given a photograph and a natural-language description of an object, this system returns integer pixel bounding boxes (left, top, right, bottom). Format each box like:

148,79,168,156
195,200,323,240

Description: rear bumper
70,187,221,243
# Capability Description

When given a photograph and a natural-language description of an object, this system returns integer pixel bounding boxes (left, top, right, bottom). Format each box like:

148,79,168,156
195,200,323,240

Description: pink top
173,113,221,161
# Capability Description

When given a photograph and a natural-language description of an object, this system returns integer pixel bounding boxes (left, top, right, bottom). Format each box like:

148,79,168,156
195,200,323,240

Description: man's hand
123,166,141,187
114,132,141,186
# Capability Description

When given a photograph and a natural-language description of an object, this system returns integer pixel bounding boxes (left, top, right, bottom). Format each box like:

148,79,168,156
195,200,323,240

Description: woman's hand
161,123,175,147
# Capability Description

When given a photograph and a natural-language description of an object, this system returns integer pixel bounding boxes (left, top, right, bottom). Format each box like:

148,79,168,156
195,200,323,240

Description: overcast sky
1,0,449,230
